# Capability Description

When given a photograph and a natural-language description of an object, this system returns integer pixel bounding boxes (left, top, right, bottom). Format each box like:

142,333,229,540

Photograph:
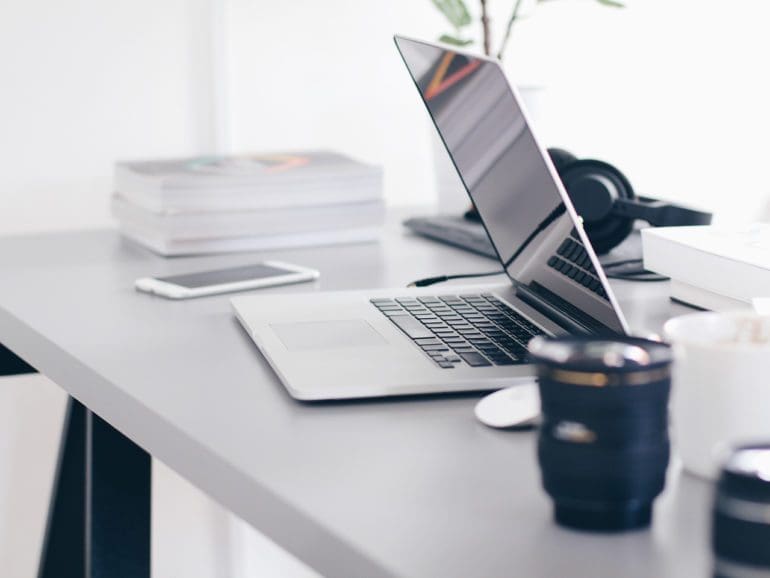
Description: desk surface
0,214,709,578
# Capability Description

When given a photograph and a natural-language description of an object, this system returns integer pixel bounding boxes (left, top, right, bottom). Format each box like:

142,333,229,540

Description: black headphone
547,148,712,254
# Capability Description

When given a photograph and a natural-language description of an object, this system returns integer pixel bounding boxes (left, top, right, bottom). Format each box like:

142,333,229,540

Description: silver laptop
231,36,629,400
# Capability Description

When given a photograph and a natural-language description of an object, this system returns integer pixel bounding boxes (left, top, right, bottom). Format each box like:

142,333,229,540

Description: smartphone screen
156,264,294,289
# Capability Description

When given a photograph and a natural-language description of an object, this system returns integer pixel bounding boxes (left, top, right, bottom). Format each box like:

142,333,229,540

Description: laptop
231,36,629,400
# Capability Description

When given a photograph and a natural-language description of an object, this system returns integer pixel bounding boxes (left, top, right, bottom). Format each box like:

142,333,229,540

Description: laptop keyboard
371,294,544,369
547,229,609,300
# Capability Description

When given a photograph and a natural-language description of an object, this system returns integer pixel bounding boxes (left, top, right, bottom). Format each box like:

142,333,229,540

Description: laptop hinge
514,283,592,335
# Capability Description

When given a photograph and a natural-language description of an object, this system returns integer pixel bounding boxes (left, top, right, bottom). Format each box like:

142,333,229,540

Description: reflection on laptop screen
395,36,626,334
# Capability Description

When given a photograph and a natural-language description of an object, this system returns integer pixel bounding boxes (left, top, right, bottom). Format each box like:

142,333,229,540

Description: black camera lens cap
721,445,770,497
529,336,671,372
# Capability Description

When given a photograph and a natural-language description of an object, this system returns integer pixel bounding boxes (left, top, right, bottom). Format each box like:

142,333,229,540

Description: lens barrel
713,445,770,578
529,336,672,532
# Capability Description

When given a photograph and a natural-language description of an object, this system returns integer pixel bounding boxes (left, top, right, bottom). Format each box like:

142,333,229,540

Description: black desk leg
0,343,34,376
38,398,151,578
37,399,86,578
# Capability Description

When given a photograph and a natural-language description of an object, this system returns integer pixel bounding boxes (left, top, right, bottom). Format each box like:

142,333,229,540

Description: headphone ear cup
547,148,578,176
559,159,636,255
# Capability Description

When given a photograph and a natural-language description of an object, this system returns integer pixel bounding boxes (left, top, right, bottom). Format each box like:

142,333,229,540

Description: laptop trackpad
271,320,387,351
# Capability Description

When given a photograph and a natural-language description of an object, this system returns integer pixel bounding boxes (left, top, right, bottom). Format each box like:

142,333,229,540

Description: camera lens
529,336,672,532
713,445,770,577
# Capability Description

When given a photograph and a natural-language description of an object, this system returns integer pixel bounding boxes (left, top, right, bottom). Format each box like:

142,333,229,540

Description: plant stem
497,0,525,60
480,0,491,56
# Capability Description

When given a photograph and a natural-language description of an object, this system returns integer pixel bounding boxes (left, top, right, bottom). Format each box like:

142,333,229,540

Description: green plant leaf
594,0,625,7
438,34,474,46
431,0,472,28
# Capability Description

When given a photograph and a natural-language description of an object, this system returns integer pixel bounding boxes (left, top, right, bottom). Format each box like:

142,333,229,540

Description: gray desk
0,215,710,577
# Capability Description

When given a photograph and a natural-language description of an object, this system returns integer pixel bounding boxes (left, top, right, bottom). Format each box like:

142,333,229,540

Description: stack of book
112,151,384,255
642,224,770,311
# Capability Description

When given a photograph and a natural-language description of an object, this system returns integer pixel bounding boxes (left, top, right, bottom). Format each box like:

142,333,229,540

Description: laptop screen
395,36,627,334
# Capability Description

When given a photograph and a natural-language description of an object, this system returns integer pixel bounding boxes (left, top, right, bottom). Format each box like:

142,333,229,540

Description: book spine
112,198,386,239
669,279,750,312
114,180,383,213
642,230,770,302
121,227,381,256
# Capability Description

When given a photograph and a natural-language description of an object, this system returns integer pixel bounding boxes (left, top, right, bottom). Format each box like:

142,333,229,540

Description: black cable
601,258,669,282
503,203,567,269
407,270,504,288
607,271,669,283
601,258,644,269
409,254,671,288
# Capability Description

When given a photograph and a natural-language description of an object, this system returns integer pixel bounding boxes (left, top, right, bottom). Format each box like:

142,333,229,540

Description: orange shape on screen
424,52,481,101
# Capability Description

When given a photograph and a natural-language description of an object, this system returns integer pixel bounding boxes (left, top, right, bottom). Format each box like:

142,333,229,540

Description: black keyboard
547,229,609,300
371,294,544,369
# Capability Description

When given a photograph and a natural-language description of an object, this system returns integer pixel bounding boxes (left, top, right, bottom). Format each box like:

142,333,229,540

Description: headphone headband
547,148,713,254
612,196,713,228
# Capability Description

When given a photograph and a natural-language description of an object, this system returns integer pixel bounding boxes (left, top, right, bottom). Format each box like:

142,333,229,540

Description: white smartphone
135,260,319,299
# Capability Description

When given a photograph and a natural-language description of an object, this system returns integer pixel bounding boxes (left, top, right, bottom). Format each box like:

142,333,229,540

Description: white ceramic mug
664,312,770,479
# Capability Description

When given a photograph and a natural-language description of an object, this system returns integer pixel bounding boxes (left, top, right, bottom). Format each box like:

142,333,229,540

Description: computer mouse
474,382,540,429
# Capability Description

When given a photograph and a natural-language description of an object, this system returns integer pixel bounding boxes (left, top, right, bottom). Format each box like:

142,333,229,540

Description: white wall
226,0,770,221
498,0,770,224
226,0,444,207
4,0,770,234
0,0,216,234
